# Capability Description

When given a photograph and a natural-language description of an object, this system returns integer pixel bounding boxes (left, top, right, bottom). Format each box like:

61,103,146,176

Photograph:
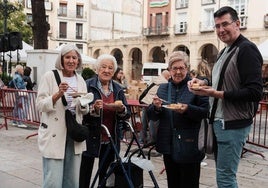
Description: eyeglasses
170,66,187,72
100,65,114,72
214,21,235,29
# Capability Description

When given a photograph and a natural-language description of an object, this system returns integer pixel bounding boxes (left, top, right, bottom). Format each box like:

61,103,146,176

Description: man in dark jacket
188,6,263,188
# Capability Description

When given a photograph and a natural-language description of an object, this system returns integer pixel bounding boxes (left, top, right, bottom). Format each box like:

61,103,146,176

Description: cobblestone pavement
1,123,268,188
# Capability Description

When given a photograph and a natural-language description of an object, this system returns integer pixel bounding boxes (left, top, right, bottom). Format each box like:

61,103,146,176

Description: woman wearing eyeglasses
147,51,209,188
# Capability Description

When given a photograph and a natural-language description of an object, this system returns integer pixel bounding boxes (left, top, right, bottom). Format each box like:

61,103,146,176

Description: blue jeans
13,95,27,125
213,120,251,188
42,136,81,188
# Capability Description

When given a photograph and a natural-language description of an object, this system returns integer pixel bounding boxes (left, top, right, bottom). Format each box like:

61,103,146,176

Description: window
76,44,83,54
76,23,83,39
201,0,215,5
230,0,248,28
143,69,158,76
59,22,67,38
156,13,163,34
59,3,67,16
201,8,214,31
76,5,84,18
175,13,187,34
175,0,188,9
26,14,32,23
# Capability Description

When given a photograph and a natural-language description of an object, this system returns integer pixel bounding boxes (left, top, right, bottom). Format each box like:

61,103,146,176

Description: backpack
138,82,156,104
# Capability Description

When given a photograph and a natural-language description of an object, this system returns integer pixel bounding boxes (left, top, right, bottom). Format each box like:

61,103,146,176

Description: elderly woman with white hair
79,54,131,188
147,51,209,188
36,44,89,188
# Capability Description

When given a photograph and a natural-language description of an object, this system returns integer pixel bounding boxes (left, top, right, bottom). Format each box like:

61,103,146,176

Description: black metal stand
122,121,159,188
90,124,134,188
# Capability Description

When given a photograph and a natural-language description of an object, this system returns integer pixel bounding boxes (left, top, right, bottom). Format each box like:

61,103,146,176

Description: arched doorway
111,48,123,67
200,44,218,68
150,46,165,63
93,49,101,59
130,48,142,80
174,45,190,56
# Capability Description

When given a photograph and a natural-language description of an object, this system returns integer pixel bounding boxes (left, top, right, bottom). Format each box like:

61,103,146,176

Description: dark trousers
163,154,201,188
79,144,115,188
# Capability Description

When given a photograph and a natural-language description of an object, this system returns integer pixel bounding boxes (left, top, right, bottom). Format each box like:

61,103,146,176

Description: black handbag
65,109,89,142
171,128,204,163
53,70,89,142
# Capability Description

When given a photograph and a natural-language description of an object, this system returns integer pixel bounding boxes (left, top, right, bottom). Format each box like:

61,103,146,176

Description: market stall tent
4,41,33,63
258,39,268,64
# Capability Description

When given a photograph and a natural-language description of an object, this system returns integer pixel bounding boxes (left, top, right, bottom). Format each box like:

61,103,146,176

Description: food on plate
114,100,123,106
68,92,87,97
168,103,182,109
191,83,201,90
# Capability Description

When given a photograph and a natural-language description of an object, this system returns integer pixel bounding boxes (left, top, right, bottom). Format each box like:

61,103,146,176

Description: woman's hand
94,99,103,111
115,104,125,113
152,96,162,109
58,82,69,96
52,82,69,104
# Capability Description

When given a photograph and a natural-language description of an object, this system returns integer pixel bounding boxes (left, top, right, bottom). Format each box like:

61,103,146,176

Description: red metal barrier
1,88,268,156
0,88,40,131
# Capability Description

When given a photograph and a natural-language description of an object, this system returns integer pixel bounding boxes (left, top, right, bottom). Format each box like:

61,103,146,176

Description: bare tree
31,0,49,49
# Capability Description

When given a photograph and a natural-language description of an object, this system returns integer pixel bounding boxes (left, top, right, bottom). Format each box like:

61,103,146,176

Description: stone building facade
13,0,268,82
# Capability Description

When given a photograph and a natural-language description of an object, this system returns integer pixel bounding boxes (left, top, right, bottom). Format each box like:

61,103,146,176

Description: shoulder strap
52,70,67,106
209,48,236,124
168,82,175,129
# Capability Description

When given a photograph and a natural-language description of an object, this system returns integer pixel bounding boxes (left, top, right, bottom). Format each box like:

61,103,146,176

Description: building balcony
57,9,87,20
143,26,169,36
56,32,87,41
199,22,214,33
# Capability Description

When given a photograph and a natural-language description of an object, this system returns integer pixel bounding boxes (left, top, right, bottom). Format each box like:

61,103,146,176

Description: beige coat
36,70,89,159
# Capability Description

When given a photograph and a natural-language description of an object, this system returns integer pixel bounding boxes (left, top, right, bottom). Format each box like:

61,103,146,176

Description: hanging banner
150,0,169,8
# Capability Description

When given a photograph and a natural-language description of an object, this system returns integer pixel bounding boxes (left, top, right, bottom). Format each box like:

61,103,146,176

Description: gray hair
15,64,23,72
168,51,189,69
54,43,82,70
96,54,118,74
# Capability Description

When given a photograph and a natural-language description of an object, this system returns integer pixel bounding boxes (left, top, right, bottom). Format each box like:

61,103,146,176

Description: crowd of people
0,6,266,188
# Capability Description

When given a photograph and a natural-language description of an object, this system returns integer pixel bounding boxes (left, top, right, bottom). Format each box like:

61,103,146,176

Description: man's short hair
214,6,239,21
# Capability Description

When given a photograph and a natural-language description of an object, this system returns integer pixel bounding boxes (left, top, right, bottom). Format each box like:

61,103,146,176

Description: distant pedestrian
23,66,34,90
112,67,128,89
11,64,27,128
